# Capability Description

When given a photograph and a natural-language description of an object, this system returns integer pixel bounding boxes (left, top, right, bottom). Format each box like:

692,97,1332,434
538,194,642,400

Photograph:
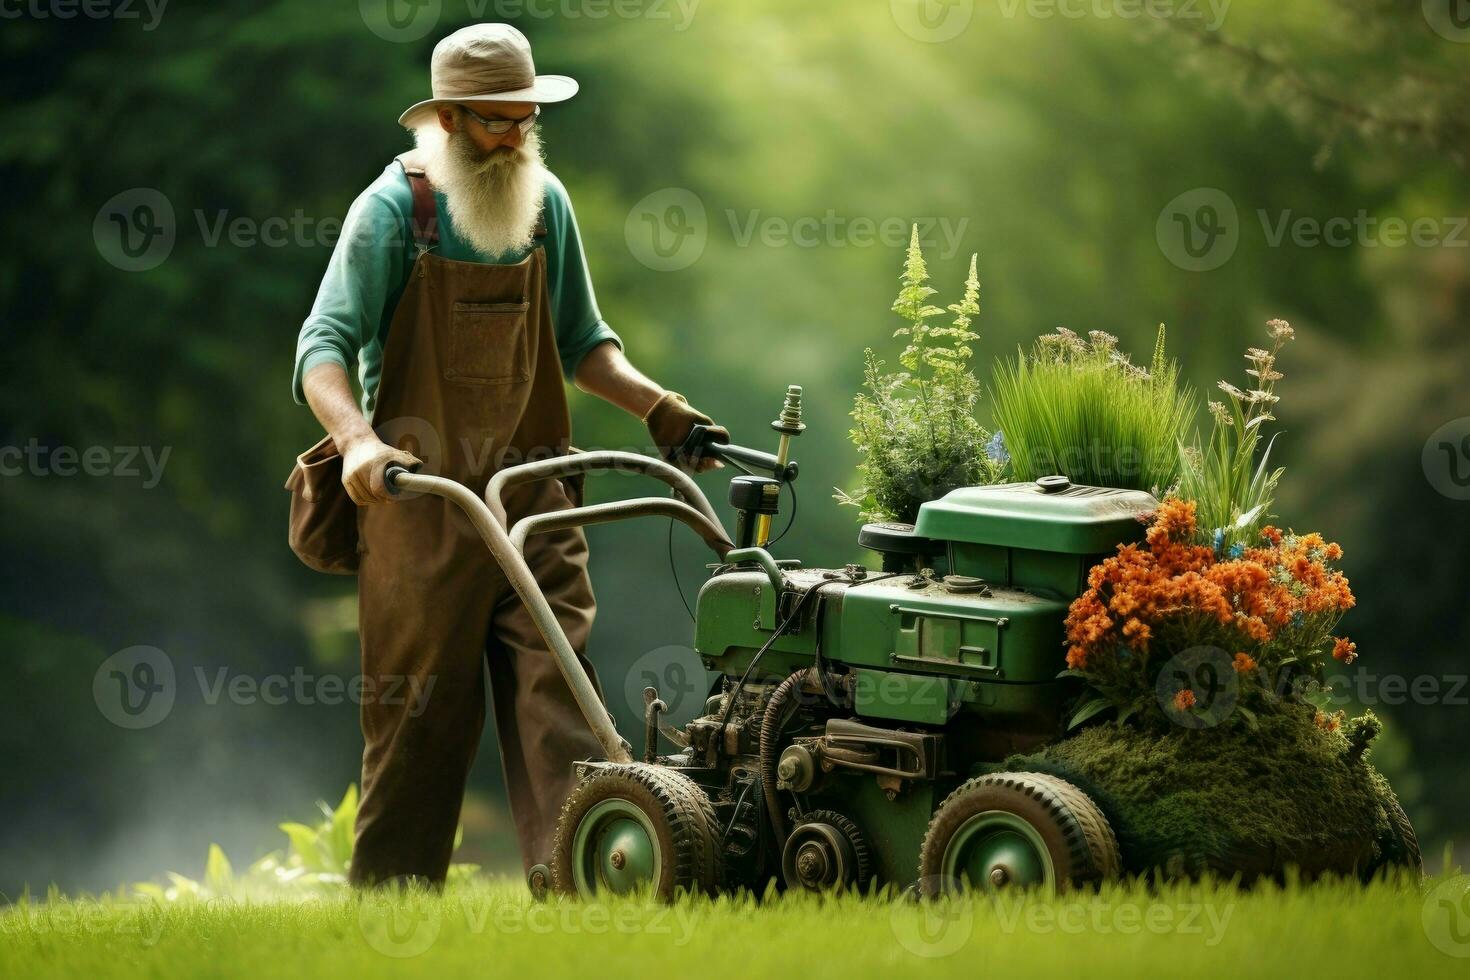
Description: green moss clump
1006,707,1399,880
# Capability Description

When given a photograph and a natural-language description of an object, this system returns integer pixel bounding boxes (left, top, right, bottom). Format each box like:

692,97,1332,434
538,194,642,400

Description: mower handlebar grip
384,464,410,496
680,424,798,483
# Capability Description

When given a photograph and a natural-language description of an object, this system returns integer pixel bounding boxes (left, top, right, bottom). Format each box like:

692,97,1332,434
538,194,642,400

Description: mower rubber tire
551,763,721,900
919,771,1120,895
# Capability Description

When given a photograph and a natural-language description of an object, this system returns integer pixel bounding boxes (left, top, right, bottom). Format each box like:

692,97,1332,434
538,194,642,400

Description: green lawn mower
384,384,1415,900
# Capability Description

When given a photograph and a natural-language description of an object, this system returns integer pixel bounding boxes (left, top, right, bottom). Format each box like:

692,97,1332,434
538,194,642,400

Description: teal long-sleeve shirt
292,163,620,416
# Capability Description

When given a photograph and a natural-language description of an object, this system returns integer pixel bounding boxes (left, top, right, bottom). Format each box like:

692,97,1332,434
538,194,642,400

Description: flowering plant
1177,319,1294,552
837,228,1003,523
1064,497,1358,727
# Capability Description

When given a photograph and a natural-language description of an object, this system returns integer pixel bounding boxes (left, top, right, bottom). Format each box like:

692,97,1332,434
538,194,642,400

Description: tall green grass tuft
990,326,1196,492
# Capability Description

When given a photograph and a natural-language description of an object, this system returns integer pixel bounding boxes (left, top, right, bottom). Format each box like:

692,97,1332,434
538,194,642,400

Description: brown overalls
350,155,605,886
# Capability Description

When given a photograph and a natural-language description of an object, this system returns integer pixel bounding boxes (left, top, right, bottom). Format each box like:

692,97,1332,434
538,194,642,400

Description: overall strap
395,151,439,252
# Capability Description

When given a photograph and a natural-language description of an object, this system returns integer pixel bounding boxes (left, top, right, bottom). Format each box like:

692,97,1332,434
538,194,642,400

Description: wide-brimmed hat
397,24,578,129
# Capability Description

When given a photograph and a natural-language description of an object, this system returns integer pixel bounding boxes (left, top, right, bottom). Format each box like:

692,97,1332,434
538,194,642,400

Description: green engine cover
914,480,1157,553
694,568,1072,729
914,480,1158,597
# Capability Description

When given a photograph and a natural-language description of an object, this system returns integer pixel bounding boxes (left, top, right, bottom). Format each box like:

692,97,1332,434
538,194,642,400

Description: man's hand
572,343,727,473
645,391,727,473
342,436,422,505
302,362,421,505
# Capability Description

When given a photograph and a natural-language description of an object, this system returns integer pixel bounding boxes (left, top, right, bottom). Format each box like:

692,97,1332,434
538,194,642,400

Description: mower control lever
680,423,799,483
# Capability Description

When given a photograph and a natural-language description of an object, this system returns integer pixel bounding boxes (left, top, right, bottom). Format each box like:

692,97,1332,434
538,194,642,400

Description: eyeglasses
460,105,540,137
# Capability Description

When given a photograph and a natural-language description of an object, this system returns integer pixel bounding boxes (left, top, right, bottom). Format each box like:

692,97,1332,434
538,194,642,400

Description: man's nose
503,125,525,149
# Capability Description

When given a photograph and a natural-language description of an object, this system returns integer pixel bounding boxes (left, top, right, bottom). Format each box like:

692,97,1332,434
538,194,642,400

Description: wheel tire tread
918,770,1121,894
550,763,715,899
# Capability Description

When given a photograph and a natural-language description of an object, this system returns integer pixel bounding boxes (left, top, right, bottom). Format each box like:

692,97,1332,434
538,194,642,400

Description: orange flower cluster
1065,499,1356,676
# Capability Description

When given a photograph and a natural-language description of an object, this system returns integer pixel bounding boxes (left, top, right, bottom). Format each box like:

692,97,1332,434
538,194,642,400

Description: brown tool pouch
285,434,360,575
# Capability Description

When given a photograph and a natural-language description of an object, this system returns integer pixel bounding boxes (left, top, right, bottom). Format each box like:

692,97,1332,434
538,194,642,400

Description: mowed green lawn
4,874,1467,980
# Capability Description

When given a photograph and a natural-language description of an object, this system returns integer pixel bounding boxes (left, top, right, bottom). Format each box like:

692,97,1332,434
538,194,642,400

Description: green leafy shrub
989,326,1196,492
837,228,1003,523
132,786,477,900
1178,319,1294,551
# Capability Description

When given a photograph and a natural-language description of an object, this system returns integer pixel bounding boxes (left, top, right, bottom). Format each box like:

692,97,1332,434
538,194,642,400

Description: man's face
436,102,538,160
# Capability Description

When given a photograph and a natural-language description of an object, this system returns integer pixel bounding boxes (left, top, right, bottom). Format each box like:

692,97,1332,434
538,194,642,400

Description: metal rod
509,497,733,557
388,469,633,764
755,431,792,547
485,451,723,530
721,546,786,595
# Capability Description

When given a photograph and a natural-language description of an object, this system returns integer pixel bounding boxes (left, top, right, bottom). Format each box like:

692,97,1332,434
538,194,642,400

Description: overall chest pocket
446,300,531,385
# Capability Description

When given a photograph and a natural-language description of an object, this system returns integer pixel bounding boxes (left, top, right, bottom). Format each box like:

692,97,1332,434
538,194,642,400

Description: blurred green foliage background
2,0,1467,895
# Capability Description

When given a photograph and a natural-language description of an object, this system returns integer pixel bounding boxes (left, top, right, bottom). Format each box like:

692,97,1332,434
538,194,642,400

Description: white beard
412,120,547,257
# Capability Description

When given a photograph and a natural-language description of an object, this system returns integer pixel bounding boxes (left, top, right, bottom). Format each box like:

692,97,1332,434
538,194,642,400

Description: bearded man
289,23,724,888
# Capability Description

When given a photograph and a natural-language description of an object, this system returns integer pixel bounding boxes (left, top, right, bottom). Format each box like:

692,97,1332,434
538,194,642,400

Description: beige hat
397,24,578,129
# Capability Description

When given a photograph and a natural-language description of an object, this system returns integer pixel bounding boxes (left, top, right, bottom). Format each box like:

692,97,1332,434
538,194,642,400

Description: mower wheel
1363,795,1423,880
919,771,1120,895
551,763,721,900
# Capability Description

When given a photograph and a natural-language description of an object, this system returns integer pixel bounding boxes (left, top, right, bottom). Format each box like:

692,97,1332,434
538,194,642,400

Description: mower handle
382,463,633,765
482,450,723,530
678,423,798,484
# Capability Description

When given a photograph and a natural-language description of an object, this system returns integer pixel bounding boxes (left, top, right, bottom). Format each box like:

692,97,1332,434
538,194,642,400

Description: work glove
342,436,422,505
644,391,726,473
